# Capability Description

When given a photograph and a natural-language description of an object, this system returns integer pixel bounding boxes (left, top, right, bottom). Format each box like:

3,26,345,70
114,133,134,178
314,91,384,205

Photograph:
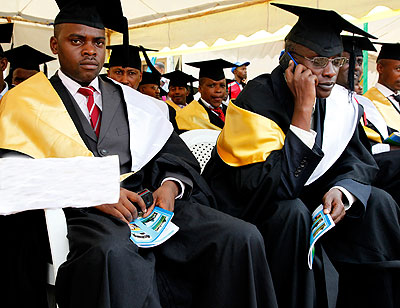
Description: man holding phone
204,3,400,308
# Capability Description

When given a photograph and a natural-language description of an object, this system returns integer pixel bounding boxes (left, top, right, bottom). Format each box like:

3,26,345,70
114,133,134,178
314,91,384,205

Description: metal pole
362,22,369,94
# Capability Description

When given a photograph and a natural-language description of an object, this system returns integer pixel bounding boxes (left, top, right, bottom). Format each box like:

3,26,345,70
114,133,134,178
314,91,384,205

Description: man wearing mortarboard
332,36,400,206
363,43,400,136
0,0,278,307
163,70,197,110
4,44,55,86
228,61,250,100
0,23,13,99
161,69,197,133
105,44,144,89
203,3,400,308
175,58,236,131
105,44,169,116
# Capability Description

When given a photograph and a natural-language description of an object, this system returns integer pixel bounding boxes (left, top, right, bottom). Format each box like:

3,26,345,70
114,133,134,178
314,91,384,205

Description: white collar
375,83,398,98
200,97,222,109
0,82,9,99
57,69,101,95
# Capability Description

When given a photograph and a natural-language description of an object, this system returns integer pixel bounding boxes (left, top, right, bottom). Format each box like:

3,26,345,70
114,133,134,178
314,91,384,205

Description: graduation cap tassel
140,45,160,77
348,49,356,92
122,17,129,68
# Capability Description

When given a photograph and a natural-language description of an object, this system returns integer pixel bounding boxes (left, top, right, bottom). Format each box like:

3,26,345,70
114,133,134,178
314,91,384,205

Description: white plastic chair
179,129,221,173
44,208,69,286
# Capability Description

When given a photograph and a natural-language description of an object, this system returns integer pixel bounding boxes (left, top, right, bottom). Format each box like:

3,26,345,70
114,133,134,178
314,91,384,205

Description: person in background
336,37,400,205
363,42,400,137
105,44,147,89
228,61,249,100
175,58,236,131
4,44,56,86
138,71,161,99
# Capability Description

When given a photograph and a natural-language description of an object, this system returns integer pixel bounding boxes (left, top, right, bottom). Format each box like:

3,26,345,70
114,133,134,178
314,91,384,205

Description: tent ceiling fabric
1,0,400,49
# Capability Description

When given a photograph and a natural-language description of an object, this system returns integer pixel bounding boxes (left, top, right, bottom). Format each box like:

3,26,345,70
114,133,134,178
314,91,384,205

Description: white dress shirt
375,82,400,112
57,70,102,124
0,82,9,100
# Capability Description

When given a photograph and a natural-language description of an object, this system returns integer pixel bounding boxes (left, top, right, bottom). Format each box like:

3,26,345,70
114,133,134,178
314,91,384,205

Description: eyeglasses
291,52,347,69
344,58,364,66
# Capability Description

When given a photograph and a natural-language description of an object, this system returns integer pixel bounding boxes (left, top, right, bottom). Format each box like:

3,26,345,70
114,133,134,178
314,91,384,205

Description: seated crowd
0,1,399,308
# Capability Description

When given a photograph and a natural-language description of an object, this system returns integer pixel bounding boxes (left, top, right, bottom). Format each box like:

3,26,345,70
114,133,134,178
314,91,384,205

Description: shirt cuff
290,125,317,149
161,177,185,199
372,143,390,155
330,186,356,210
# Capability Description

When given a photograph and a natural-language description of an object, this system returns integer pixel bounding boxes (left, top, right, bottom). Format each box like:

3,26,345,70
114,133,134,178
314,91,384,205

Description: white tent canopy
2,0,400,49
1,0,400,89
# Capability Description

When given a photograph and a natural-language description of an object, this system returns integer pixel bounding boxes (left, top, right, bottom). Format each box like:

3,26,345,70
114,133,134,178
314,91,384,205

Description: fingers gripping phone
133,188,153,213
279,50,298,72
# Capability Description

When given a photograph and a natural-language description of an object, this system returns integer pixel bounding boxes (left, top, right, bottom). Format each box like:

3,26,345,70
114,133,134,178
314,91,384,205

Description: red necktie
213,106,225,122
78,86,101,137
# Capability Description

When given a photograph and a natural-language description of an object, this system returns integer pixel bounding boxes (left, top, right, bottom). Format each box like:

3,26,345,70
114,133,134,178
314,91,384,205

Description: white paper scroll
0,156,120,215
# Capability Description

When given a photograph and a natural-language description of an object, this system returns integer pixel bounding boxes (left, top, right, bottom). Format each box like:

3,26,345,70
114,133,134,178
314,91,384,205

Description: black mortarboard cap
0,23,14,57
375,43,400,61
104,45,157,70
54,0,126,33
186,58,237,81
342,35,376,57
340,36,376,92
139,71,161,86
4,44,56,72
163,70,198,88
0,23,13,44
272,3,376,57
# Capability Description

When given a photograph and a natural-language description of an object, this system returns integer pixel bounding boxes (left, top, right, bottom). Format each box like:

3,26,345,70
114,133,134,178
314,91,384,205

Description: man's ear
138,72,142,83
49,36,58,55
0,57,8,71
376,62,384,74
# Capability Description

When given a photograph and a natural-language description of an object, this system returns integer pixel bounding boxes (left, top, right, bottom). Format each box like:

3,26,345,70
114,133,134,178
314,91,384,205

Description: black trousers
323,187,400,308
55,200,278,308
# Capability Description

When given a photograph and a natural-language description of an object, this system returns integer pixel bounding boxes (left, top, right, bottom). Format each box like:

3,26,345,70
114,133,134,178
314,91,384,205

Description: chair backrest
44,208,69,285
179,129,221,173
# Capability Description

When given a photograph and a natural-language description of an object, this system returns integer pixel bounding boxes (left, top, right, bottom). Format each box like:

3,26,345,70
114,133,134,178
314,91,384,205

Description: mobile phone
279,50,298,72
133,188,153,212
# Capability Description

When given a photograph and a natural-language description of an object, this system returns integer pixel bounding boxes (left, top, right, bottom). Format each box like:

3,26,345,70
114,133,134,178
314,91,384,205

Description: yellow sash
175,100,221,131
217,102,285,167
0,73,93,159
364,87,400,132
165,100,181,112
362,123,382,143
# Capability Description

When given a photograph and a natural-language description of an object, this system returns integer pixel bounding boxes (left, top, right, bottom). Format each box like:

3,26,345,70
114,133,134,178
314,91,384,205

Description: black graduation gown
364,120,400,205
198,99,226,129
203,66,400,308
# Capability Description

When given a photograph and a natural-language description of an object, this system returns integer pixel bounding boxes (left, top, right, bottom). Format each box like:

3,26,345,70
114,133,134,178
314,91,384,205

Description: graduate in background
363,42,400,138
105,44,169,117
162,70,197,133
203,3,400,308
335,36,400,205
175,58,236,131
0,23,13,98
4,44,55,85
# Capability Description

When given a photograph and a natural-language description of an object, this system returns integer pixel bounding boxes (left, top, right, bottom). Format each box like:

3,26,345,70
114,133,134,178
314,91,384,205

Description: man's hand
322,188,346,224
95,187,147,224
285,60,318,131
143,180,179,217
